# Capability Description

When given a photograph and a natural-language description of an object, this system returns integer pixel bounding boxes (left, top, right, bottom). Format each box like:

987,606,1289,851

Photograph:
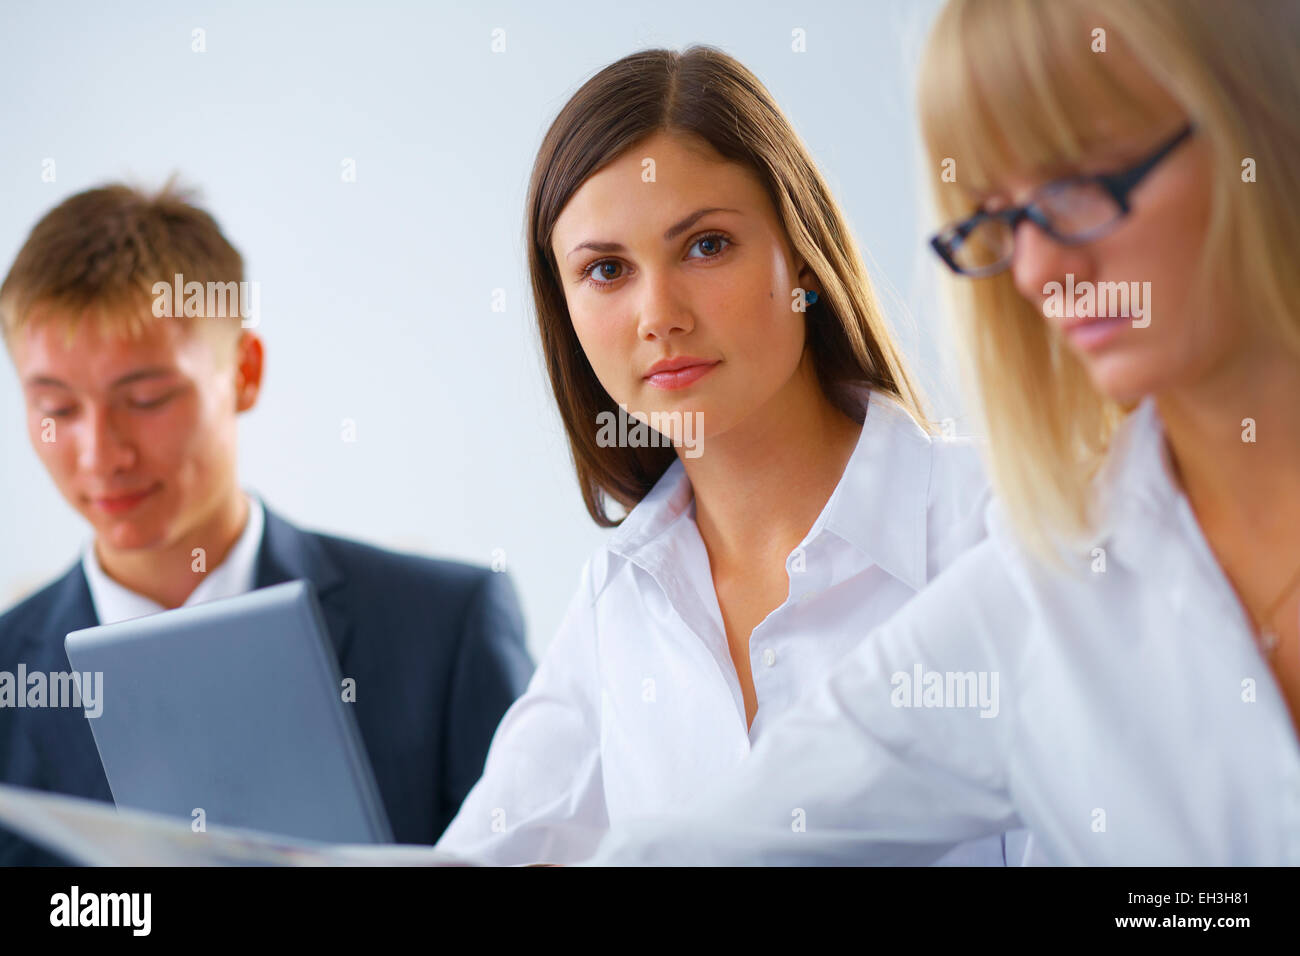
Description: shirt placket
631,539,752,745
746,536,835,736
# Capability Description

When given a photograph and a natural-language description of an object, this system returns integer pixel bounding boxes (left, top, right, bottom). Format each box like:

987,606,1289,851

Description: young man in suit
0,182,534,865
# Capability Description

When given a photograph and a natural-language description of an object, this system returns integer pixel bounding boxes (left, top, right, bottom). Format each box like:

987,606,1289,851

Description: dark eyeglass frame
929,123,1196,278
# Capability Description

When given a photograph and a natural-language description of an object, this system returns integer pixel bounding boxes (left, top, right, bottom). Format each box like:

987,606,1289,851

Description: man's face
11,314,249,554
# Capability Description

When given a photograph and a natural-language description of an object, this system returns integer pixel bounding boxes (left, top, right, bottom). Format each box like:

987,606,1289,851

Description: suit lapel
28,565,112,799
46,563,100,663
254,507,354,663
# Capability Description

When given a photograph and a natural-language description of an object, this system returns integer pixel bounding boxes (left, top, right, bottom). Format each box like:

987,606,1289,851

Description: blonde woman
589,0,1300,865
436,47,1020,865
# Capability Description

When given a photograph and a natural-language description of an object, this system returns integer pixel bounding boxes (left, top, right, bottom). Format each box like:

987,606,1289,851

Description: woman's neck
684,358,865,574
1157,335,1300,532
1155,330,1300,638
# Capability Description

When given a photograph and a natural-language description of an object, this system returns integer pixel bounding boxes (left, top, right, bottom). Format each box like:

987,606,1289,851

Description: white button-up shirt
438,390,1021,865
81,493,265,626
587,398,1300,865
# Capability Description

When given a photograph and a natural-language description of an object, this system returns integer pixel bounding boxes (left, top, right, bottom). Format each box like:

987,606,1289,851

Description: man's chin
86,516,171,554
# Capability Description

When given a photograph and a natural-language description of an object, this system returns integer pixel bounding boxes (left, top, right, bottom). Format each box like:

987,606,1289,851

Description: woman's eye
582,259,626,286
686,233,731,259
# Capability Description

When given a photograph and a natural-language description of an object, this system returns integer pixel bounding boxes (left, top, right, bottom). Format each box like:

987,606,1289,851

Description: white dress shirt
437,389,1019,865
82,493,265,626
587,397,1300,865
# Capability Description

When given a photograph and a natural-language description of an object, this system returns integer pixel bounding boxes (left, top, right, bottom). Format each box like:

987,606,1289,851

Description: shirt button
762,648,776,667
797,589,819,605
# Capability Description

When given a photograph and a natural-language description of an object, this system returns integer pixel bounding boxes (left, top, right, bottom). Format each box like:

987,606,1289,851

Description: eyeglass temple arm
1099,123,1195,197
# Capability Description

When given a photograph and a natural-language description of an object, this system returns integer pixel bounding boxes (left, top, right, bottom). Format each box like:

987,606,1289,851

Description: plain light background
0,0,968,659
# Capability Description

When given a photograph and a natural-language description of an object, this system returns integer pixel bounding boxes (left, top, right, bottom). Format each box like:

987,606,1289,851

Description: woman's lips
91,485,158,516
1064,315,1128,351
643,361,719,390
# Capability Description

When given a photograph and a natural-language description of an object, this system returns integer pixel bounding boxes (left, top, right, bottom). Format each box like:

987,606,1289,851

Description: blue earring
805,290,819,305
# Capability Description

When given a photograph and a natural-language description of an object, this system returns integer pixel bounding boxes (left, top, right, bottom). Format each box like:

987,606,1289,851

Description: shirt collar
1077,396,1204,579
603,387,931,592
980,397,1196,578
82,492,266,625
1093,398,1175,531
813,389,931,590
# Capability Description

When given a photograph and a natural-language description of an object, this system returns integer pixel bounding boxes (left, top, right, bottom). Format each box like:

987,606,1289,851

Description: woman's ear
794,256,822,299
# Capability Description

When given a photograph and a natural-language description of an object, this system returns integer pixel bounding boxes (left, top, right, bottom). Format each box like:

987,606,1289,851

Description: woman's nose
1010,220,1093,306
636,272,694,341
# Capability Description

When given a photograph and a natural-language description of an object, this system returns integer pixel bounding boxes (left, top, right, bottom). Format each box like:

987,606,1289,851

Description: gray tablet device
65,580,393,845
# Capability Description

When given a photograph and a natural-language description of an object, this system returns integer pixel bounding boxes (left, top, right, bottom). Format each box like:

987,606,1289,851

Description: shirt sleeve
436,569,536,839
925,435,994,578
585,541,1027,865
435,555,608,865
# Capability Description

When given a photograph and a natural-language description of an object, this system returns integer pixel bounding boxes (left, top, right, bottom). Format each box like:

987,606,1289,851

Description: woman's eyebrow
565,206,741,260
965,154,1091,210
566,239,624,260
662,206,739,241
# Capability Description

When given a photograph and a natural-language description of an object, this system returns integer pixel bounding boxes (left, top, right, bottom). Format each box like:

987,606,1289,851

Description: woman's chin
1084,356,1168,407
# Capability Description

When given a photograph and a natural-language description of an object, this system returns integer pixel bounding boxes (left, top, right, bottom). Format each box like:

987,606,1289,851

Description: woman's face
994,118,1240,404
550,130,818,449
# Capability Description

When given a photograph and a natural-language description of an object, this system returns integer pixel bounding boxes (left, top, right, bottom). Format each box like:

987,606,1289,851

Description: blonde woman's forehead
920,2,1185,197
967,121,1191,209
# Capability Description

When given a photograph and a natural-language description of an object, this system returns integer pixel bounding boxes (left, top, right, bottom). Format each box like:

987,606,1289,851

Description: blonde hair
1,178,245,349
917,0,1300,559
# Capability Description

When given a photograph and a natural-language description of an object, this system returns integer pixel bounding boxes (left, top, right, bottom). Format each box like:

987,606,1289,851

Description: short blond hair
917,0,1300,560
1,178,245,348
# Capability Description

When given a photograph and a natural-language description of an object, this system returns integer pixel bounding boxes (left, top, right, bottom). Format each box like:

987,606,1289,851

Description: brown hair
528,45,929,527
1,178,244,348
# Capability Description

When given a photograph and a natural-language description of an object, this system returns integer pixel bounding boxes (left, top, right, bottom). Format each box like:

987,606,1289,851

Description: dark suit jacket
0,505,534,865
